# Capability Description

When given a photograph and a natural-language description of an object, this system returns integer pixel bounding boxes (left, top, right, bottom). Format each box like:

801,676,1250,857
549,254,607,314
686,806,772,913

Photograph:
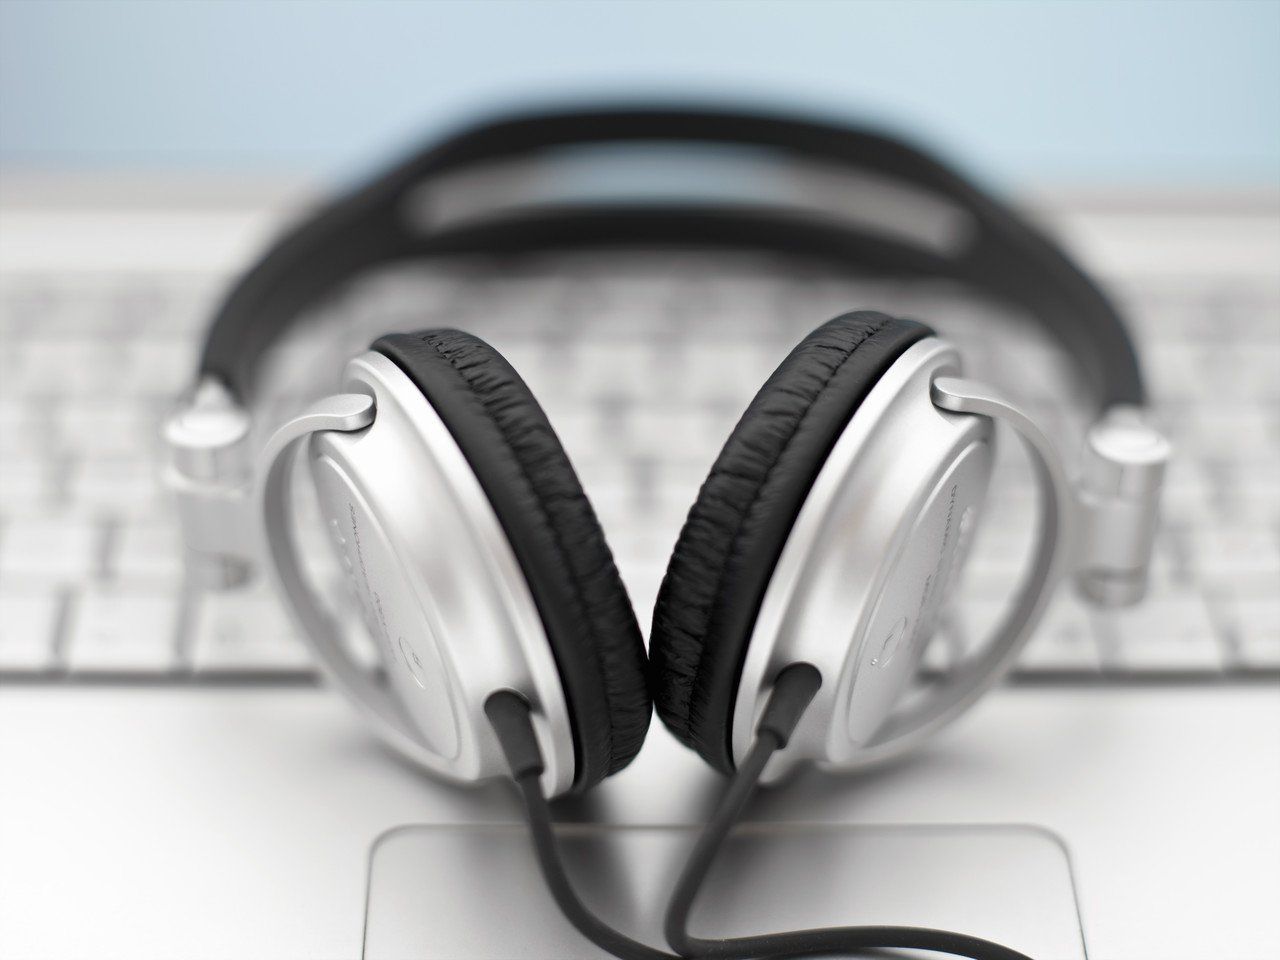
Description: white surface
0,685,1277,959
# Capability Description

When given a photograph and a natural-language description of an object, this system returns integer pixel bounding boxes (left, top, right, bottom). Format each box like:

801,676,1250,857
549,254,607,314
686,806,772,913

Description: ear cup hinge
848,375,1073,761
256,394,446,770
730,342,1064,777
257,357,580,798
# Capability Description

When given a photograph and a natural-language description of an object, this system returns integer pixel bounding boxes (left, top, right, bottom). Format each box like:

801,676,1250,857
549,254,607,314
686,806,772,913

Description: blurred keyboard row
1,252,1278,684
1,579,1276,681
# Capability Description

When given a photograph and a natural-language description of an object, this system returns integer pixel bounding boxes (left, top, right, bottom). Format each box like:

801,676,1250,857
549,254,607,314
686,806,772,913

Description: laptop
0,178,1277,959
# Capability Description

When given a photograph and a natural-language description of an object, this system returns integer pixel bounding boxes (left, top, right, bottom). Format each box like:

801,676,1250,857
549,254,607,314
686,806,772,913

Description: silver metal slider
162,377,255,588
1073,406,1172,607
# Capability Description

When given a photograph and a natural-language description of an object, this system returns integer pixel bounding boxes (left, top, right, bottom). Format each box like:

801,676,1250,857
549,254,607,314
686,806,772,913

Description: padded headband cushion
374,329,651,791
649,311,933,773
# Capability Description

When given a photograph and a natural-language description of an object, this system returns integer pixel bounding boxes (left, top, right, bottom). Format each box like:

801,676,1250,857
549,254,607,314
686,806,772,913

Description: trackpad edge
363,822,1086,959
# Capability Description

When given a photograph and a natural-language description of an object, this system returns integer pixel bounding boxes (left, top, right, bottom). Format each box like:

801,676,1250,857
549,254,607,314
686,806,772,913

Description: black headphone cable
485,666,1034,960
487,689,676,960
659,664,1032,960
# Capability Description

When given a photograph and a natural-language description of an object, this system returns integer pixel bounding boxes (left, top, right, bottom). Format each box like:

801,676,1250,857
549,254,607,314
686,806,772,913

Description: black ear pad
373,329,651,791
649,311,934,773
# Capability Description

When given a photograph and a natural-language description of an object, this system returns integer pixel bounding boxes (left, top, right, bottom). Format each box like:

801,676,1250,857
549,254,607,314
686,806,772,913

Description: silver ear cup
258,352,577,797
732,338,1071,780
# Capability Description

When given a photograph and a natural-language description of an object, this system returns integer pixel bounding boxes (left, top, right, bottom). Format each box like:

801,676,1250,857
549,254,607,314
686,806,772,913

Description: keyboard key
567,342,665,402
481,276,571,325
1225,597,1280,670
190,591,313,675
1223,343,1280,399
1147,343,1207,401
1016,596,1102,674
947,592,1101,675
0,282,58,337
111,521,184,583
29,282,117,334
0,457,52,509
625,409,723,461
1096,595,1226,674
125,338,197,396
1160,458,1215,522
64,585,179,674
130,283,220,335
1109,633,1226,674
10,337,127,397
1186,405,1279,458
65,458,162,514
1188,525,1280,590
680,342,775,404
1218,456,1280,524
0,398,44,456
1239,639,1280,671
53,398,160,457
0,517,102,584
0,592,62,671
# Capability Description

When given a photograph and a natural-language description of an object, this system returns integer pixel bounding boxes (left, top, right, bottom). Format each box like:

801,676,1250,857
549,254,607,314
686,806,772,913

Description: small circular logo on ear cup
870,616,909,668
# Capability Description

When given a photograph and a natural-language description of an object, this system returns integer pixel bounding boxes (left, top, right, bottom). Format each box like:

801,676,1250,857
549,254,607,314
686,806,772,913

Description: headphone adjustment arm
162,377,256,589
1072,406,1172,608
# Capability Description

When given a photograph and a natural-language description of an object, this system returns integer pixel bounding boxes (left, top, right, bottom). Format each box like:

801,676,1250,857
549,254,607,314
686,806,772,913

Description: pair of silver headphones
164,106,1170,960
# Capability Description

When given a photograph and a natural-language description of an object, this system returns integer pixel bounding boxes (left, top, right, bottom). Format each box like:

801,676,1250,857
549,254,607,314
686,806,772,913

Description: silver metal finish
258,354,576,797
162,377,255,586
733,340,1074,778
910,373,1074,735
1074,406,1172,607
733,339,980,776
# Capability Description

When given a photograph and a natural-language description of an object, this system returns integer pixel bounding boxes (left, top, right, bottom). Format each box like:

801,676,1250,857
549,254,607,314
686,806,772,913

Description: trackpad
363,823,1086,959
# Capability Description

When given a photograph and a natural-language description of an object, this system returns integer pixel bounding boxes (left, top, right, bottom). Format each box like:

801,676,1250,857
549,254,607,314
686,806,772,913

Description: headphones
164,105,1171,960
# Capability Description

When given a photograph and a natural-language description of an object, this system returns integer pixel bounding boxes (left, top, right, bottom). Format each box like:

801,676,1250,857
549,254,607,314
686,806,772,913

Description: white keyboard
1,194,1277,684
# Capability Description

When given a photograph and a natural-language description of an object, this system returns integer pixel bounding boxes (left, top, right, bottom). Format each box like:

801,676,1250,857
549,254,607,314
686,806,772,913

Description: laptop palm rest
363,822,1086,959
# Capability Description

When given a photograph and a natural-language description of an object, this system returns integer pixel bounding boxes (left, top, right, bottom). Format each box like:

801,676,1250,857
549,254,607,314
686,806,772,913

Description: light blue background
1,0,1277,188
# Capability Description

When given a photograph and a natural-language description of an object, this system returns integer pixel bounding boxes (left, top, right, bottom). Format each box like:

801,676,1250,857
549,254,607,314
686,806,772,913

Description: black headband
199,105,1145,411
